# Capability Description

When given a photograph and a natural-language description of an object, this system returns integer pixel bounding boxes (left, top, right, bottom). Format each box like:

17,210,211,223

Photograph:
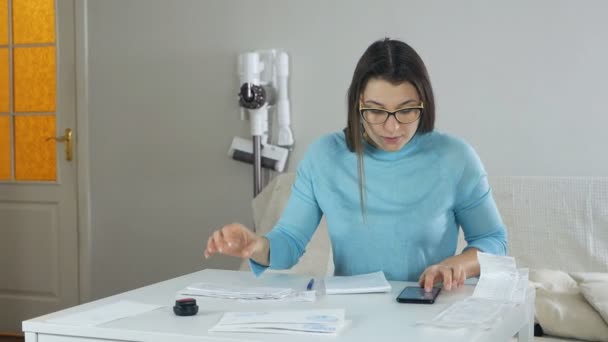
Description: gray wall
85,0,608,299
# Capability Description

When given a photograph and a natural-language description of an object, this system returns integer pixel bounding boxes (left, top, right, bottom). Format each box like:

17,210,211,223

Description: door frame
74,0,92,303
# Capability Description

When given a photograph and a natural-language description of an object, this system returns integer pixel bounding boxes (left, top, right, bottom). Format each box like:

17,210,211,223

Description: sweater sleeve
249,145,323,276
453,144,508,256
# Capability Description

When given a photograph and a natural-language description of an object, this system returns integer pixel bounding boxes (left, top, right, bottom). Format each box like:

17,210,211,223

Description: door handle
47,128,73,161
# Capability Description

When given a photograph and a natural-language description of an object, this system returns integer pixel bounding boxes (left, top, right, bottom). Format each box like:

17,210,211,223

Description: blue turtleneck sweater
251,131,507,281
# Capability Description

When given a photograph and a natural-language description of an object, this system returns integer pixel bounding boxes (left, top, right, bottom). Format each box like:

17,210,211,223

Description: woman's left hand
418,263,467,292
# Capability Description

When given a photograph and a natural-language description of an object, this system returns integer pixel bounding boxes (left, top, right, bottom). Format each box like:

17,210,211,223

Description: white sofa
241,174,608,341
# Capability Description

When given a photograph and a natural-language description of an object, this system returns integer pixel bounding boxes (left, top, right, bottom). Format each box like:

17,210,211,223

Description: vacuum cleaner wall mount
229,50,294,197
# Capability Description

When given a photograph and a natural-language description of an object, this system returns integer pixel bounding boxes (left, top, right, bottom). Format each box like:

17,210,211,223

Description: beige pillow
535,287,608,342
580,282,608,326
570,272,608,284
529,269,578,291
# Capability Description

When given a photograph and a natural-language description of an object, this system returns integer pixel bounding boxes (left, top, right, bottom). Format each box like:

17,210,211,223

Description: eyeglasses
359,102,424,125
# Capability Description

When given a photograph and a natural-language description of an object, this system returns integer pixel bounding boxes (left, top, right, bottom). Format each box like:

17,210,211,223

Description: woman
204,38,507,292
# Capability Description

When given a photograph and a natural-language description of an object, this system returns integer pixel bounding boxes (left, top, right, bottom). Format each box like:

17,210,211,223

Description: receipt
473,253,528,304
418,297,513,330
418,252,529,330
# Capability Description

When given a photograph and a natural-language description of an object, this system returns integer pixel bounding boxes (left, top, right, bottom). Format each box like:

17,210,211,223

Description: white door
0,0,78,332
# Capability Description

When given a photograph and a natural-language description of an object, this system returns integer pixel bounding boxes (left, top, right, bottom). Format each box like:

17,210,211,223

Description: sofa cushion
580,282,608,326
570,272,608,284
535,287,608,342
528,269,608,341
570,272,608,326
529,269,578,291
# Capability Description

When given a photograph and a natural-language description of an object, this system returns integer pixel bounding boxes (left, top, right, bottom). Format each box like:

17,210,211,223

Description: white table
23,269,534,342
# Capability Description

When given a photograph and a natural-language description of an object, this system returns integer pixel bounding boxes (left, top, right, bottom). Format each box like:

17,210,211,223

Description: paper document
179,282,315,302
324,271,392,294
46,300,164,327
473,253,529,304
209,309,347,335
417,297,512,330
418,252,529,330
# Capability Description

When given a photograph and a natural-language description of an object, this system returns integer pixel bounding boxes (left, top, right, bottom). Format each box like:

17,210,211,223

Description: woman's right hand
204,223,264,260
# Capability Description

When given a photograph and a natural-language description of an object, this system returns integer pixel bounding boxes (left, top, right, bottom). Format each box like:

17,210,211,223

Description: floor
0,335,24,342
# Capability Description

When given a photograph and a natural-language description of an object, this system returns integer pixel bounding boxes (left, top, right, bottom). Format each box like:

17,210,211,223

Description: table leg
517,322,533,342
518,284,536,342
24,332,38,342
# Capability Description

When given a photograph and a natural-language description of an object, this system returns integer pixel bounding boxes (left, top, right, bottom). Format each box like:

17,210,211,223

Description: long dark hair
345,38,436,218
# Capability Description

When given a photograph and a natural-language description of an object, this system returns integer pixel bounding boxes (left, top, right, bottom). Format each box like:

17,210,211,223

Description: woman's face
360,78,421,152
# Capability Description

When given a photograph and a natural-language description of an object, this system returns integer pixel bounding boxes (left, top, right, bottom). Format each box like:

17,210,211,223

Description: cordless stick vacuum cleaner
229,50,293,198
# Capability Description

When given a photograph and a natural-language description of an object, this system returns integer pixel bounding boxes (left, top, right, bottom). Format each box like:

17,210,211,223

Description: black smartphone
396,286,441,304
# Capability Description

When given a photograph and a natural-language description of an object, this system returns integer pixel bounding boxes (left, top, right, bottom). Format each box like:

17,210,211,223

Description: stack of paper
178,283,315,302
324,271,392,294
209,309,347,335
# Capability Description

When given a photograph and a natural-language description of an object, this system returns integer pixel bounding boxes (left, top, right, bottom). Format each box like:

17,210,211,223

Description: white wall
85,0,608,299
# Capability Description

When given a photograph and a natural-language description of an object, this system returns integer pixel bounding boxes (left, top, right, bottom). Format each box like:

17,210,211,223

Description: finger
204,235,217,258
221,226,234,248
212,230,226,253
418,271,426,287
222,226,245,250
452,265,465,288
419,268,433,287
457,266,467,287
449,265,459,289
423,270,438,292
440,266,453,291
450,265,460,288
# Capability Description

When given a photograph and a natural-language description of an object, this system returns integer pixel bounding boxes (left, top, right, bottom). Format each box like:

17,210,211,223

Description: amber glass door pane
12,0,55,44
1,0,58,182
0,0,7,45
14,115,55,180
14,46,56,112
0,115,9,179
0,48,8,112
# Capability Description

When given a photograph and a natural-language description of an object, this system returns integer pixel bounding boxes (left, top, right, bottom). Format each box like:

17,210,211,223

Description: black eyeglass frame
359,102,424,125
